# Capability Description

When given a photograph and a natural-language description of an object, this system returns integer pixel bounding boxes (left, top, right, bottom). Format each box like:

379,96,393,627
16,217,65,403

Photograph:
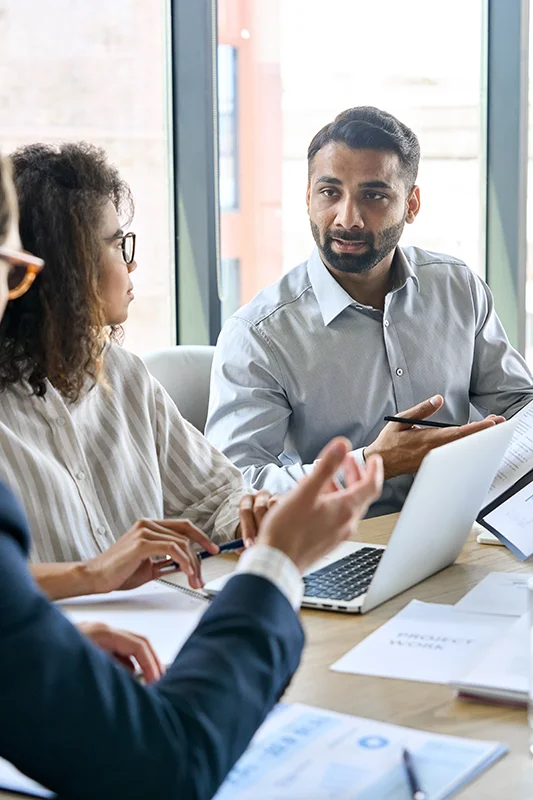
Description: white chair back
143,345,215,433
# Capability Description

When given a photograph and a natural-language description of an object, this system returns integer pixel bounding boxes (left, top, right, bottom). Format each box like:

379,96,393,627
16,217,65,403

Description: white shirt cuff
350,448,366,466
236,544,304,610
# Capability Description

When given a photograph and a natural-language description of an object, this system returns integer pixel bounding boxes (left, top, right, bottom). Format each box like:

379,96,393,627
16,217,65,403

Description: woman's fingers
134,538,203,588
149,519,218,555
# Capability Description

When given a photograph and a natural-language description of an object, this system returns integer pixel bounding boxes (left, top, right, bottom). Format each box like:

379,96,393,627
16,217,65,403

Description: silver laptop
205,418,517,614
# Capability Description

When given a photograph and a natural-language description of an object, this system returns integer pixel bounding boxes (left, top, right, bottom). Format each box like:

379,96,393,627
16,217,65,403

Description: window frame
171,0,221,345
171,0,531,351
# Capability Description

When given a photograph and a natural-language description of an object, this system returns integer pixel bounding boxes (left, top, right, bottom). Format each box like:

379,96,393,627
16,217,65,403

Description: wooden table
3,514,533,798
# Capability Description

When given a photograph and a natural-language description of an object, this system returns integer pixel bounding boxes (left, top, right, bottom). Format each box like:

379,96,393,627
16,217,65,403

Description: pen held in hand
384,416,457,429
402,748,427,800
159,538,245,575
197,538,245,560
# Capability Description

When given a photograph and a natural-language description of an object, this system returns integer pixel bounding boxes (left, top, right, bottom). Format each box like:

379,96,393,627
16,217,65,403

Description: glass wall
0,0,175,354
527,5,533,365
217,0,484,321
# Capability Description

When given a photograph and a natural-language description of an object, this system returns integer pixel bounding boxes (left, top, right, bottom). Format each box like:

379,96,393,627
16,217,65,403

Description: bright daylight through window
218,0,483,323
0,0,175,354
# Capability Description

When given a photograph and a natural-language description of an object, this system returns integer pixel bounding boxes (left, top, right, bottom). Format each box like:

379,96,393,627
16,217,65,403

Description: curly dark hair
0,142,134,401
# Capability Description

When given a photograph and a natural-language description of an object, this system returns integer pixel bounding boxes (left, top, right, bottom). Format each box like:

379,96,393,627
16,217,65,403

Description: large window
527,7,533,365
218,0,484,319
218,44,239,212
0,0,175,354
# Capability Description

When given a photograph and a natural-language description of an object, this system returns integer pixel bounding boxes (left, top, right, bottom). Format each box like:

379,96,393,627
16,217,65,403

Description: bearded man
206,106,533,517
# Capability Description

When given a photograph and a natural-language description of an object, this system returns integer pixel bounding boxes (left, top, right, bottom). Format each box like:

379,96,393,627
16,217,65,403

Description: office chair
142,345,215,433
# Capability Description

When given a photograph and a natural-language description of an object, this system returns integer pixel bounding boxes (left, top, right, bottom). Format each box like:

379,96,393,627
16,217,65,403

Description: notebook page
58,581,208,665
483,400,533,507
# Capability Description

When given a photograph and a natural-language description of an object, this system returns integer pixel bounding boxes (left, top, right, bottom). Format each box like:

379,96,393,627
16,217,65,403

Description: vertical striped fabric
0,344,244,563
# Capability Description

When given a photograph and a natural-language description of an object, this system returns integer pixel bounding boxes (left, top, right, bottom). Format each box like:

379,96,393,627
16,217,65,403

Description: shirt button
396,368,404,377
76,471,86,480
384,320,390,328
96,526,106,536
56,417,66,427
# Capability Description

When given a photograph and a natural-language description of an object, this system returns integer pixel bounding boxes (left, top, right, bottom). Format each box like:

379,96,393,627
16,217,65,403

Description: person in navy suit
0,152,383,799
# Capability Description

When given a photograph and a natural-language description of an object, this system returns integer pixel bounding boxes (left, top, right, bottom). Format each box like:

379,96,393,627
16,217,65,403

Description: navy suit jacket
0,482,304,799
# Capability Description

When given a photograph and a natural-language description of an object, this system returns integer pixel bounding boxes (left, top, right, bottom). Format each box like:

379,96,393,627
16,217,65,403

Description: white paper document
483,482,533,559
452,613,529,704
454,571,532,617
58,581,208,665
483,400,533,507
0,758,52,798
213,703,507,800
0,703,507,800
331,600,511,684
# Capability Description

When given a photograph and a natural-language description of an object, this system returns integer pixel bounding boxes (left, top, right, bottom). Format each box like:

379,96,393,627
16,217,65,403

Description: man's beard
311,218,405,274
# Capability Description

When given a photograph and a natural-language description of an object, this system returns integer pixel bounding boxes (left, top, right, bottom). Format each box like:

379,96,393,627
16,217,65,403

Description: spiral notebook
57,580,209,665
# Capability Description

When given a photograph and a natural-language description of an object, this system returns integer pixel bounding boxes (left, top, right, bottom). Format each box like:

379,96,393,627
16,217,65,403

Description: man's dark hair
307,106,420,189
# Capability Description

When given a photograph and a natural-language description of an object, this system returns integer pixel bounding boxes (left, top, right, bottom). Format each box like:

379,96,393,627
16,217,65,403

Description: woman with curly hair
0,141,271,600
0,146,383,800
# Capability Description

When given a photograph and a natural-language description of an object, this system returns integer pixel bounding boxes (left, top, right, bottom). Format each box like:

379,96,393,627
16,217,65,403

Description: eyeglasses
120,231,136,266
0,246,45,300
107,231,136,266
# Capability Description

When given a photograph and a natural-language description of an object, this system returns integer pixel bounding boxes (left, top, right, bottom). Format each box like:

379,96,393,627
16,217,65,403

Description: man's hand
364,395,505,480
238,491,279,548
83,519,219,594
77,622,164,683
257,438,383,574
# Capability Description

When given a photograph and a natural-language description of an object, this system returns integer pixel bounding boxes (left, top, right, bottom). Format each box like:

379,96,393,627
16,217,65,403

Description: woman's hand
77,621,164,683
238,491,279,548
84,518,219,594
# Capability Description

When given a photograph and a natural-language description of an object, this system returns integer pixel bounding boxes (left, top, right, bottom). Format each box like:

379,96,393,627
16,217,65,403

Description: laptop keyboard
303,547,385,602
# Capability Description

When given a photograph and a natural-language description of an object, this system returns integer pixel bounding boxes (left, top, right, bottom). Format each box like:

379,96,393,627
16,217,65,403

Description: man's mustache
326,230,373,244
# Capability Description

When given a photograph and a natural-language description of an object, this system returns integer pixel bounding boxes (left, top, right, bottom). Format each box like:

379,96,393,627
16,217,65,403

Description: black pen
402,748,427,800
159,538,245,574
197,538,244,560
384,415,457,429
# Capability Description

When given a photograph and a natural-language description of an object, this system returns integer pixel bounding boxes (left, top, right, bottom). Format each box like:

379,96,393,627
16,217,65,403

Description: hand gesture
364,395,504,480
257,437,383,574
84,519,219,594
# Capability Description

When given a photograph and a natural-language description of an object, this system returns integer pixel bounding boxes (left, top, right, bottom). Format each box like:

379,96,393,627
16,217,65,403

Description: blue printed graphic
358,735,389,749
214,711,336,799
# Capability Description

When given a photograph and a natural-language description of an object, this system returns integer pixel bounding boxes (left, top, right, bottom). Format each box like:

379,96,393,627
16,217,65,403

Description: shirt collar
307,247,355,326
307,245,420,327
392,247,420,294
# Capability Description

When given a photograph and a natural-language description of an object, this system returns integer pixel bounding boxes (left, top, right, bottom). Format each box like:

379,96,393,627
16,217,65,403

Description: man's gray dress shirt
206,246,533,516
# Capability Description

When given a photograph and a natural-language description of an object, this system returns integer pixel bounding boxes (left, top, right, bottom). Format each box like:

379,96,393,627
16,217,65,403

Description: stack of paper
451,614,528,705
330,599,511,684
454,571,530,618
451,571,531,705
